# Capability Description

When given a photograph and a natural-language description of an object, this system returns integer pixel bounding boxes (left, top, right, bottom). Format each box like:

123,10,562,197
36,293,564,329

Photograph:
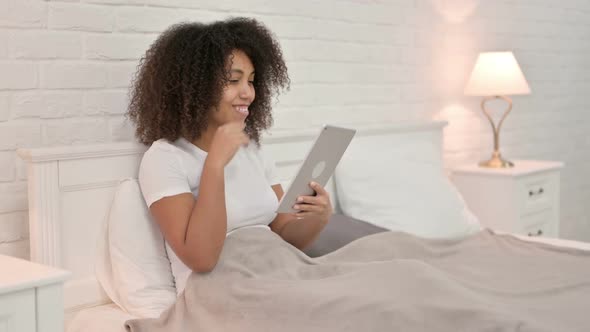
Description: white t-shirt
138,137,280,294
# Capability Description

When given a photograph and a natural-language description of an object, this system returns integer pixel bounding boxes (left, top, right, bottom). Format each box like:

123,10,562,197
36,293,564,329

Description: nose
239,81,254,101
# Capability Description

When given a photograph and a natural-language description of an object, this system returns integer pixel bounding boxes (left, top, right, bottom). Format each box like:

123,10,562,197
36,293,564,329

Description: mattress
67,234,590,332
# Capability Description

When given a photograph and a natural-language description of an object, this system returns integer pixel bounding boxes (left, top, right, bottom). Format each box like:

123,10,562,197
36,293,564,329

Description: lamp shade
464,51,531,96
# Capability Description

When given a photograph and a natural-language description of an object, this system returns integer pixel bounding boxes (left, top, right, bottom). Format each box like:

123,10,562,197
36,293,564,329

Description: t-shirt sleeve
257,144,281,186
138,146,192,207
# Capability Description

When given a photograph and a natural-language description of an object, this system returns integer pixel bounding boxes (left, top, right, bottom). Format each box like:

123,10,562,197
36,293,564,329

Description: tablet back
277,125,356,213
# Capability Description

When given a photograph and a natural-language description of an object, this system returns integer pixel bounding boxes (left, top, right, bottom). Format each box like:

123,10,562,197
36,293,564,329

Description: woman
126,17,333,294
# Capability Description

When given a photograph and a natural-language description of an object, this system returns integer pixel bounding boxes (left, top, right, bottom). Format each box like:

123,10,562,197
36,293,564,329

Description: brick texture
1,0,589,259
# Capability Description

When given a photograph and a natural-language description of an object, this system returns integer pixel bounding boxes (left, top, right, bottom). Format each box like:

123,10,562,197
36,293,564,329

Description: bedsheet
125,228,590,332
68,232,590,332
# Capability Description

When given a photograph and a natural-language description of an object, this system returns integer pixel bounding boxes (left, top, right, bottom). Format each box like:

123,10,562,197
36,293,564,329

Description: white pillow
95,178,176,318
334,133,481,238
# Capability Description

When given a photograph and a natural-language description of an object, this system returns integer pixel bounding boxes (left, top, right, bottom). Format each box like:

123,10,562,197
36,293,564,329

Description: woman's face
209,49,256,126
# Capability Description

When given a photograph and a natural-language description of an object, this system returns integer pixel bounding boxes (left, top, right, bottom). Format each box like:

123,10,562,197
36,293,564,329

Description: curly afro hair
126,17,290,146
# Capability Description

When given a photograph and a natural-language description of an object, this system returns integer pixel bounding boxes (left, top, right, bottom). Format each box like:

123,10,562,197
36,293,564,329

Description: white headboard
16,120,446,312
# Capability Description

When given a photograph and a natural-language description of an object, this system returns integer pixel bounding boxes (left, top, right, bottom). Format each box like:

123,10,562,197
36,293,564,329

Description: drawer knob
528,187,545,197
527,229,543,237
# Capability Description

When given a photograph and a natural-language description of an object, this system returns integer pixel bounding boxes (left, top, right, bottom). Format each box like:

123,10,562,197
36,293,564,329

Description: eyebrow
230,69,255,75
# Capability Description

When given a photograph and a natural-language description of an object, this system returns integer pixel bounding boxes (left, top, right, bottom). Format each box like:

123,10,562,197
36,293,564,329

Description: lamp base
479,152,514,168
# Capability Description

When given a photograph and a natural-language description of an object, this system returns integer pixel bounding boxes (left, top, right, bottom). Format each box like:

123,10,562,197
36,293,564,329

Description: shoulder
138,139,194,207
141,139,176,163
139,139,186,177
247,139,276,158
142,139,182,157
244,139,262,154
243,140,268,163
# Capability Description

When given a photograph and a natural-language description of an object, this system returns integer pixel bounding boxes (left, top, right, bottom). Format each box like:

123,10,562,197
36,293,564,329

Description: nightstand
451,160,564,238
0,254,70,332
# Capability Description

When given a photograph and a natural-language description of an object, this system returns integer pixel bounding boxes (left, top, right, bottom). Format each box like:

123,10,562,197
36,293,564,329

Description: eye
229,79,239,83
248,81,255,85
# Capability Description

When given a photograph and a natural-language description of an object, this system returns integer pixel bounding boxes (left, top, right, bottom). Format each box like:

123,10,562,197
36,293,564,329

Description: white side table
0,255,70,332
451,160,564,238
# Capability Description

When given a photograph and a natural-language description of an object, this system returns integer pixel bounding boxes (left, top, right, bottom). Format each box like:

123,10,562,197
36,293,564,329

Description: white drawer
0,288,36,332
521,209,553,237
524,224,547,237
521,208,553,229
517,172,557,215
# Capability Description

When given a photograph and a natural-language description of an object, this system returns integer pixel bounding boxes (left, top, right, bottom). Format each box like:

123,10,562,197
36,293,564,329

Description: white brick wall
10,30,82,59
41,63,108,88
49,2,115,32
12,91,83,119
0,62,37,89
0,0,589,260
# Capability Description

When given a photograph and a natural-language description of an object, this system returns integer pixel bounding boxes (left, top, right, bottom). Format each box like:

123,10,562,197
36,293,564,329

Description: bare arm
150,159,227,273
149,122,249,273
269,183,332,250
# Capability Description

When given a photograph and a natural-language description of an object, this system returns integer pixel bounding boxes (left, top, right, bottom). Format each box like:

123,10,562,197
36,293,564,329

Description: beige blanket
126,227,590,332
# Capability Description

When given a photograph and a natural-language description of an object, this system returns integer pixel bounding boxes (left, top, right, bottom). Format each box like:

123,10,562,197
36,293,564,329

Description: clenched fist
206,122,250,168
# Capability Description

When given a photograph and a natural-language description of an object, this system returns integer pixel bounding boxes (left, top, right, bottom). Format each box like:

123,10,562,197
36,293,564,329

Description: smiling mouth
234,105,249,117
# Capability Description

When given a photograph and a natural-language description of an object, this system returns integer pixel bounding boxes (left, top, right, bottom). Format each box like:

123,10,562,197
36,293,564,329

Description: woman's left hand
292,182,333,221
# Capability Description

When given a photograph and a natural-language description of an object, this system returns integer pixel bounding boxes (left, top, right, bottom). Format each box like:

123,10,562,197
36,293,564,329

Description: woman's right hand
206,122,250,168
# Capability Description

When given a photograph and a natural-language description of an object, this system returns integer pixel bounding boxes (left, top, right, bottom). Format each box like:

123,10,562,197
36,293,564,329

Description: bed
16,120,590,332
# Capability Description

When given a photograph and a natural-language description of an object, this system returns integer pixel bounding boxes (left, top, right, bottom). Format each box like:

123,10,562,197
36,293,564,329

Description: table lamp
464,51,531,168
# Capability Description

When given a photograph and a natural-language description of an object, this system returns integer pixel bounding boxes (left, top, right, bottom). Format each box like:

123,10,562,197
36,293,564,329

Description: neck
192,125,217,152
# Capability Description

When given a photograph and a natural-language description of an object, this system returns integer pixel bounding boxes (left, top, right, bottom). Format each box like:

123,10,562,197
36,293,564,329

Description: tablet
276,124,356,214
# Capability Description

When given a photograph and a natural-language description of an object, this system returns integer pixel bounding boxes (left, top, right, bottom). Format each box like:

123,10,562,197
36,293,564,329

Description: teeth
234,106,249,115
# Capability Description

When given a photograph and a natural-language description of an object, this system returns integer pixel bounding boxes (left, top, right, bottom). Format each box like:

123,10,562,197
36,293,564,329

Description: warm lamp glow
464,52,531,96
